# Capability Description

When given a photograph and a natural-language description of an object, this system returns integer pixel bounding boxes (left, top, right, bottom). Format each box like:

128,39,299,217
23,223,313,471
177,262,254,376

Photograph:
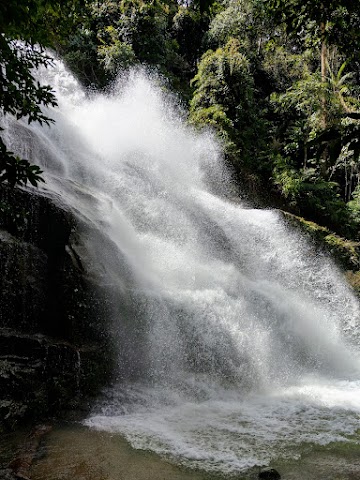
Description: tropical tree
263,1,360,78
190,38,263,170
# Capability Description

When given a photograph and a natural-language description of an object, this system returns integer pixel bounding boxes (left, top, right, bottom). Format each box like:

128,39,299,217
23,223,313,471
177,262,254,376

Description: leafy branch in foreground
0,133,45,187
0,35,58,187
0,0,85,189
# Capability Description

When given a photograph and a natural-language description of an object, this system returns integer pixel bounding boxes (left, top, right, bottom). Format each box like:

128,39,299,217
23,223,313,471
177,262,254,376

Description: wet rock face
0,232,48,333
0,332,78,429
0,186,114,430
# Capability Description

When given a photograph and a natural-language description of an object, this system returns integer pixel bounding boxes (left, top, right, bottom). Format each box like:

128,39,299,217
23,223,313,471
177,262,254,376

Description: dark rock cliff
0,185,115,430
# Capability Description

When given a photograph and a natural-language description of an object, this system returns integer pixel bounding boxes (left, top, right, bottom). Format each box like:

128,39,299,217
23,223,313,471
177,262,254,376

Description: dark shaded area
0,185,116,430
259,468,281,479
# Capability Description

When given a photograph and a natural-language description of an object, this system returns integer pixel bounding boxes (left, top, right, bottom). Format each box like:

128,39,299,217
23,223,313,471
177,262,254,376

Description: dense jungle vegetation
1,0,360,241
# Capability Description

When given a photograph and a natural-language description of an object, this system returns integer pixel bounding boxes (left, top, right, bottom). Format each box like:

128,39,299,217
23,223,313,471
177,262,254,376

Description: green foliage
61,27,106,87
173,7,209,77
0,135,45,187
273,153,354,236
0,0,84,188
271,154,302,200
266,50,360,235
263,0,360,53
92,0,178,77
271,72,324,124
206,0,253,48
2,0,360,241
53,0,360,239
262,43,314,92
191,0,219,14
190,104,237,155
62,0,222,92
98,27,136,74
283,211,360,274
190,39,263,166
0,0,83,44
191,39,253,107
348,185,360,224
114,0,170,66
312,64,360,190
206,0,267,56
0,38,57,123
269,72,325,170
0,39,57,187
61,0,196,89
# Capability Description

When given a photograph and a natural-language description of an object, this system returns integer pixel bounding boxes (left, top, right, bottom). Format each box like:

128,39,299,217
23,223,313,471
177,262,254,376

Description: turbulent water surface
3,59,360,475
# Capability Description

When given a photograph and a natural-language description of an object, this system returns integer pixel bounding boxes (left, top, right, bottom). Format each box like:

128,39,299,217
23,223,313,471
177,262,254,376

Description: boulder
258,468,281,479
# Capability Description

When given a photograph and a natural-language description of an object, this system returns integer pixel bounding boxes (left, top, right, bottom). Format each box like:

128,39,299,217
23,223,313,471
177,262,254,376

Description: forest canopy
1,0,360,240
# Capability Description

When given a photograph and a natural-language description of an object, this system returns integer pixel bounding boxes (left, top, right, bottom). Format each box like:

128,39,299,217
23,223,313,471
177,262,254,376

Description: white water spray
3,59,360,473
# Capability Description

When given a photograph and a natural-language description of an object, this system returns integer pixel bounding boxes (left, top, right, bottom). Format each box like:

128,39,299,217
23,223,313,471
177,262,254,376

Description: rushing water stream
3,59,360,475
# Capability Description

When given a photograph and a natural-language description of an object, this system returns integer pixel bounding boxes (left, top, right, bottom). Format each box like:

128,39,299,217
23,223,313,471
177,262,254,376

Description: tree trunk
319,16,328,177
320,19,327,129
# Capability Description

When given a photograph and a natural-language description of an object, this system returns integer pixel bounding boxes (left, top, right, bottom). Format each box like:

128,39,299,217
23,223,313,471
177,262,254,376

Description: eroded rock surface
0,186,115,429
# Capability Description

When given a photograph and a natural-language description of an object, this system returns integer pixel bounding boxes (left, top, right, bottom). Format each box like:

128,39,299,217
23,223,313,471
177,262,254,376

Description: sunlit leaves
190,39,262,165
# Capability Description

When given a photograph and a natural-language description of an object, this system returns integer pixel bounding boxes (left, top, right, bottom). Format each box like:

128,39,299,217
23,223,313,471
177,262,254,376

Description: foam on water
3,58,360,474
86,378,360,473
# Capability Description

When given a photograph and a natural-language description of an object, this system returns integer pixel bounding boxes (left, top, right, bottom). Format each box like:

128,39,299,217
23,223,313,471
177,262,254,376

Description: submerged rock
258,468,281,479
8,424,52,479
0,468,17,480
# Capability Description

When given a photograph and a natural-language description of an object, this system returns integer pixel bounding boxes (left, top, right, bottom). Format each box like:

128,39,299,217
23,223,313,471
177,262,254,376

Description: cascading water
3,58,360,474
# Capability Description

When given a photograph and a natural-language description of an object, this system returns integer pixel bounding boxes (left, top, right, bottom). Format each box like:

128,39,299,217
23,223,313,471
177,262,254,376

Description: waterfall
3,59,360,474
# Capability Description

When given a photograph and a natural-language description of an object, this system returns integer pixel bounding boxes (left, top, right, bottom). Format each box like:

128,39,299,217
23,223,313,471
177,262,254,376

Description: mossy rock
280,211,360,294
